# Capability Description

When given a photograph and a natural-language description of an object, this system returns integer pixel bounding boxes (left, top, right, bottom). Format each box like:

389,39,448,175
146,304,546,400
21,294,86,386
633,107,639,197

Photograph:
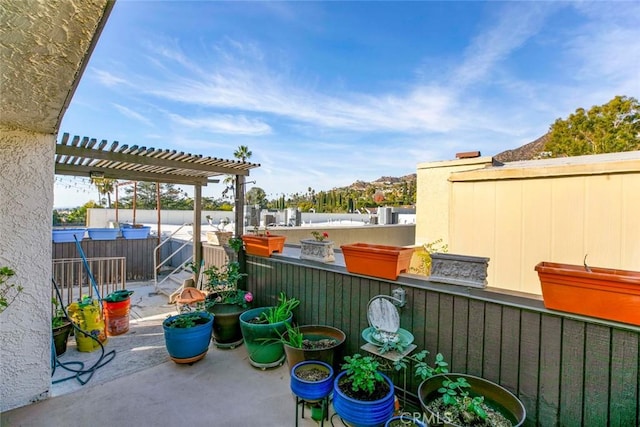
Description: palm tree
233,145,252,162
90,177,116,207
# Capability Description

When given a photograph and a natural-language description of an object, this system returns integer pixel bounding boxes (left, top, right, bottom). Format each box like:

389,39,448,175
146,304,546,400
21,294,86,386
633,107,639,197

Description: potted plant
206,216,233,246
52,298,73,357
300,231,335,263
340,243,414,280
417,374,526,427
392,349,526,427
535,260,640,326
280,323,346,371
202,260,253,348
52,228,86,243
162,310,214,364
242,227,287,257
385,415,426,427
291,360,334,424
121,223,151,239
239,292,299,368
332,354,396,427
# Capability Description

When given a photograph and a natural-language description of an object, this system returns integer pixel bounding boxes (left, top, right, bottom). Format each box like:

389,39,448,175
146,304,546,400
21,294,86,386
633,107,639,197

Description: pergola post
193,184,202,279
234,175,245,238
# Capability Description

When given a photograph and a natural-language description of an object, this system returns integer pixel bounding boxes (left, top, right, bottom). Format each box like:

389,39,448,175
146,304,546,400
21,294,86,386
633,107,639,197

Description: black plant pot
53,321,73,356
418,373,526,427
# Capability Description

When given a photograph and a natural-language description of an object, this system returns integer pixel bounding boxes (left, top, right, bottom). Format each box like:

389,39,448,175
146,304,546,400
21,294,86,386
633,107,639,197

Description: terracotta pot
341,243,414,280
242,234,286,257
535,261,640,326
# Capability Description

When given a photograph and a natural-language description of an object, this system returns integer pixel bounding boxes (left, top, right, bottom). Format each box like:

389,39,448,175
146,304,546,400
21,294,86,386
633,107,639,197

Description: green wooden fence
244,254,639,427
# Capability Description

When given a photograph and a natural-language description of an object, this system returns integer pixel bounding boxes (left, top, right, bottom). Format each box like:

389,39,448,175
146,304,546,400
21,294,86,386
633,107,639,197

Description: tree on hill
545,95,640,157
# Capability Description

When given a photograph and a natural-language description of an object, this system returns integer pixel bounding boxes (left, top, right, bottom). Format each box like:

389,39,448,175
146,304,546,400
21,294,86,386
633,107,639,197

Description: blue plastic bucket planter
163,312,214,364
121,226,150,239
333,370,395,427
52,228,86,243
88,228,119,240
290,361,334,402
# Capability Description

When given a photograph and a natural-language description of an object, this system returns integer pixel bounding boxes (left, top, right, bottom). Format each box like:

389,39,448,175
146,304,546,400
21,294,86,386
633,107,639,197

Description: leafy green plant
392,350,490,423
439,376,487,421
411,238,448,276
165,312,210,328
260,292,300,324
0,267,23,314
279,323,304,347
202,262,252,309
228,237,244,253
51,298,69,328
341,354,385,396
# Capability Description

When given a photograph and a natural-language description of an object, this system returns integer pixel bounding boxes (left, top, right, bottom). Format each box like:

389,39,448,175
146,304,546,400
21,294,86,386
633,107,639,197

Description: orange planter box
341,243,414,280
535,262,640,326
242,234,286,257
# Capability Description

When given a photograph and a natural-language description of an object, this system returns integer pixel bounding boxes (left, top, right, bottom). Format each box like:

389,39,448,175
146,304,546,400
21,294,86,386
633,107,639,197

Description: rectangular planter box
340,243,413,280
300,239,335,263
207,231,232,246
52,228,86,243
88,228,119,240
429,253,490,288
242,234,286,257
535,261,640,326
121,226,151,240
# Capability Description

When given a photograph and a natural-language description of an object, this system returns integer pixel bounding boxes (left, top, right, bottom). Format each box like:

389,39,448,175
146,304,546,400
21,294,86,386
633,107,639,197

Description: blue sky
55,1,640,208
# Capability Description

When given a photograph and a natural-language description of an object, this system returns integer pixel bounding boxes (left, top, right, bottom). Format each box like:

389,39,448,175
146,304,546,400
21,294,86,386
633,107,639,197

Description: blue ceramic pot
333,370,395,427
290,361,334,402
163,312,213,363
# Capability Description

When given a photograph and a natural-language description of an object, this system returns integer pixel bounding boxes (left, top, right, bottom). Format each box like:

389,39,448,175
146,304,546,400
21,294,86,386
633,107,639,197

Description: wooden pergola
54,132,260,267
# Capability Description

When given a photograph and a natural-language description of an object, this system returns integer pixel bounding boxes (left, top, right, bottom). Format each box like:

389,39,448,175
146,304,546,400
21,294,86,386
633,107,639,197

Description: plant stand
300,239,335,263
295,395,329,427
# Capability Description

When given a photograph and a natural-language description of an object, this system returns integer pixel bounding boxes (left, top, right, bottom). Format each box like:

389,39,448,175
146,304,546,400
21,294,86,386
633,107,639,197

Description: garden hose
51,278,116,385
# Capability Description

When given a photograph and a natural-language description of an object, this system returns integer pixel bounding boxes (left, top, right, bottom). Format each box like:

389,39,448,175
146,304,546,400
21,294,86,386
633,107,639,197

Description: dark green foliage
545,95,640,157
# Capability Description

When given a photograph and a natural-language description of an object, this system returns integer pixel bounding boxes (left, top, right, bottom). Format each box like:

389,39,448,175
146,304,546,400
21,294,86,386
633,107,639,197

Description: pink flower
322,232,329,239
244,292,253,303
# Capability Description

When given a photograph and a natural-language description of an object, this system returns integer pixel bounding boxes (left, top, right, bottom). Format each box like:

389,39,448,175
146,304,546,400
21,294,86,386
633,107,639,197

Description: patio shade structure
54,132,260,267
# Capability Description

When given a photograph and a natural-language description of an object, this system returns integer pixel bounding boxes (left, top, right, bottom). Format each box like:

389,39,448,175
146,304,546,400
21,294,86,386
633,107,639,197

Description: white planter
300,239,335,263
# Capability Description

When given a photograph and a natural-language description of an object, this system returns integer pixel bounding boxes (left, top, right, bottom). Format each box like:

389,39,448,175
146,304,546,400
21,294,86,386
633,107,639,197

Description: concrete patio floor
1,282,338,427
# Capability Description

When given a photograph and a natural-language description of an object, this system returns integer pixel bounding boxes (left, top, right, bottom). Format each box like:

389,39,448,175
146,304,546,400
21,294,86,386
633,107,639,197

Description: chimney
456,151,481,159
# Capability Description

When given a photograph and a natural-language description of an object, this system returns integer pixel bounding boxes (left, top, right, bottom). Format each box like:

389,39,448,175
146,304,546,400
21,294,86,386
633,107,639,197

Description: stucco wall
415,157,493,246
0,127,54,411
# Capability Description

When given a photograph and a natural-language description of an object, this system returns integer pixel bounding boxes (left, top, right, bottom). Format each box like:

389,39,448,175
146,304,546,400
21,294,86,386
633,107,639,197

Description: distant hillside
494,133,549,163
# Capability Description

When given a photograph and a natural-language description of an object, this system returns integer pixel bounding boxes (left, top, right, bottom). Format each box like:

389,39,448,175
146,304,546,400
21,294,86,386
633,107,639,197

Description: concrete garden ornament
300,231,335,263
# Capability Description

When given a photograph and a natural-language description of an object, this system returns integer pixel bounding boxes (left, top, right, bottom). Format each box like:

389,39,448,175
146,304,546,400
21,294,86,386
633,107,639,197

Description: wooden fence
52,237,157,280
243,254,639,427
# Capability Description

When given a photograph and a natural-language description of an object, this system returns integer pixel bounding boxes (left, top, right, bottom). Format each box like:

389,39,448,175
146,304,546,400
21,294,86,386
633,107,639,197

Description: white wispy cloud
93,69,128,87
113,104,153,127
168,113,272,135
